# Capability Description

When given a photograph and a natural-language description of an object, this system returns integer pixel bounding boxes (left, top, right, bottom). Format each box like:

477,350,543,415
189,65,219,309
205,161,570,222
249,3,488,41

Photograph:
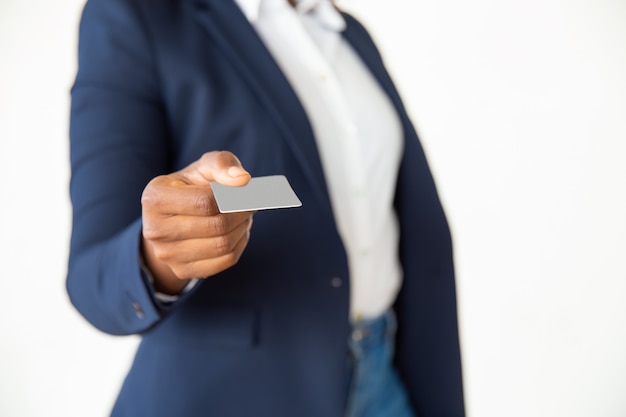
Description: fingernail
228,166,249,178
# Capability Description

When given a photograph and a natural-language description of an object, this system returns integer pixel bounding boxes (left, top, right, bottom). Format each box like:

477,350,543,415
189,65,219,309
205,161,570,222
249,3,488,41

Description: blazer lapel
341,14,409,127
187,0,333,215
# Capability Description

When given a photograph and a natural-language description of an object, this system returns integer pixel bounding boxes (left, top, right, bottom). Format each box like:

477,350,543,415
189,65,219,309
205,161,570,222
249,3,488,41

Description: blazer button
132,302,145,320
330,277,343,288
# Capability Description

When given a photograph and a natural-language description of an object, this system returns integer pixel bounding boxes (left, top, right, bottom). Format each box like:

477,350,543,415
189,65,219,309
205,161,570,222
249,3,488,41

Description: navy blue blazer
67,0,465,415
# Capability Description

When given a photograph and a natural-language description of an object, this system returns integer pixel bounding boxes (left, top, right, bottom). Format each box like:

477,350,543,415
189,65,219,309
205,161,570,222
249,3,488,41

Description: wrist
140,239,190,296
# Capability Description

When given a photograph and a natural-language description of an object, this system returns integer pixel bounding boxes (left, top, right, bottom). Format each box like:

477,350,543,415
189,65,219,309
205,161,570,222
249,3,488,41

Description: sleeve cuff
139,252,199,304
154,279,199,303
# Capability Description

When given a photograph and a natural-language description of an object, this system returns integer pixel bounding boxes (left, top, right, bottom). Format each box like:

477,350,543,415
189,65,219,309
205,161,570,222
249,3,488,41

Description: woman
67,0,465,415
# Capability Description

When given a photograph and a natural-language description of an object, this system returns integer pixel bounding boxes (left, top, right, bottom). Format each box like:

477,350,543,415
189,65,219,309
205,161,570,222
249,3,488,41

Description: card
211,175,302,213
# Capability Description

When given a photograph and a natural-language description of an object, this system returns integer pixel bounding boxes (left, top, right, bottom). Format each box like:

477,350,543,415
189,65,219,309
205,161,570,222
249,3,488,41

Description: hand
140,151,254,295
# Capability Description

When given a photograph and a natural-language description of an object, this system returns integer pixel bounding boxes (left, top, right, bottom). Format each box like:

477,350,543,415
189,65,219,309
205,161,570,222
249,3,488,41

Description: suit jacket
67,0,465,415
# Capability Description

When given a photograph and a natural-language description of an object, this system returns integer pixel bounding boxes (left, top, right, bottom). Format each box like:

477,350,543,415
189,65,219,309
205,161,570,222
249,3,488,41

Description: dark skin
141,1,303,294
141,151,254,295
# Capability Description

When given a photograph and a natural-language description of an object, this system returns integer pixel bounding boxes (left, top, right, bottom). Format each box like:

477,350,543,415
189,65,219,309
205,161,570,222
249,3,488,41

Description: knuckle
194,194,214,215
140,189,156,209
221,252,240,269
214,235,233,256
142,223,166,241
151,245,171,263
208,215,229,235
141,176,167,208
142,228,158,241
200,152,214,163
199,151,226,170
170,261,197,280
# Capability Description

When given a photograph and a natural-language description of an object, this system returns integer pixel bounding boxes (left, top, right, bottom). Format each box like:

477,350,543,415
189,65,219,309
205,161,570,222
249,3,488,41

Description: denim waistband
349,310,396,351
344,309,414,417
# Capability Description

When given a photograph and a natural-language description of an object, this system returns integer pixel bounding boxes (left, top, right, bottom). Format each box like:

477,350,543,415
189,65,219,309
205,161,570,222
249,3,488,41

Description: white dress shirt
235,0,404,320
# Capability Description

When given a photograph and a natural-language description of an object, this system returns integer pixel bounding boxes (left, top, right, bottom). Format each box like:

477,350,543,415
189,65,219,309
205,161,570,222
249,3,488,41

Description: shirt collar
234,0,346,32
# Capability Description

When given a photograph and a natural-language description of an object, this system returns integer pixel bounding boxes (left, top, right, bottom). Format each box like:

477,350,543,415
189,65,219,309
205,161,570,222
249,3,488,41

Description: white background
1,0,625,416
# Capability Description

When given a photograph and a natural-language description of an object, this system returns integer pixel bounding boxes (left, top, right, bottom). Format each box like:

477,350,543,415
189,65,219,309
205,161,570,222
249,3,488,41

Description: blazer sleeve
67,0,175,335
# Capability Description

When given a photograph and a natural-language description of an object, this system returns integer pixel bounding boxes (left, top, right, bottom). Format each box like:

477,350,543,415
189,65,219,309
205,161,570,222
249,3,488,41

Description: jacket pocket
148,305,259,350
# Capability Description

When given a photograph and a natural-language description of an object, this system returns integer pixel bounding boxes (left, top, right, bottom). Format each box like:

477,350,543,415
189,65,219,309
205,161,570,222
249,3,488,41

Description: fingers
149,216,252,268
142,177,218,216
164,230,251,280
143,210,253,242
142,151,252,216
183,151,251,187
140,151,255,285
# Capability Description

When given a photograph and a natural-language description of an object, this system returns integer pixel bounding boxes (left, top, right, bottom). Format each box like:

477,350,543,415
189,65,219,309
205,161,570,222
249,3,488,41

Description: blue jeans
345,311,417,417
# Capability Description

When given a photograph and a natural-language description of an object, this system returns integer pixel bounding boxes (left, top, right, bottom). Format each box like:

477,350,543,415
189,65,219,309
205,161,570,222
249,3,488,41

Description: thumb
182,151,251,186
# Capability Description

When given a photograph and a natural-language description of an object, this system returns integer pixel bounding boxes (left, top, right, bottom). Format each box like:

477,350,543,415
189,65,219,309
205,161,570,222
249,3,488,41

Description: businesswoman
67,0,465,415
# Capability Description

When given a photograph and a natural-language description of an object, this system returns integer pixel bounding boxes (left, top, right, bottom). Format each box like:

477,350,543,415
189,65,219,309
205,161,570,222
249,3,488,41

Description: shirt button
132,302,145,320
330,277,343,288
319,72,330,82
